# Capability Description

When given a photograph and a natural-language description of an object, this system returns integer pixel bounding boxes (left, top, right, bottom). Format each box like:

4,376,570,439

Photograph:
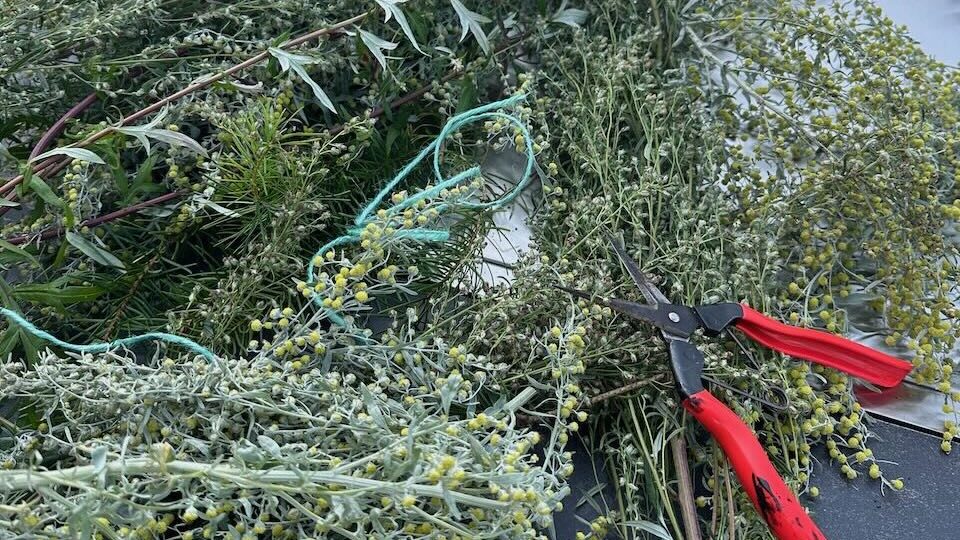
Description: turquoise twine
0,95,535,359
0,307,216,361
307,93,535,326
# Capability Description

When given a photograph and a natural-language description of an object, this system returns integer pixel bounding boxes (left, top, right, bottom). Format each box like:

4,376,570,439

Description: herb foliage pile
2,1,958,539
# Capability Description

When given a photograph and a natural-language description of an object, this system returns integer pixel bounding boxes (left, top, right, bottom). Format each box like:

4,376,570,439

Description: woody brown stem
587,375,666,406
671,436,703,540
5,190,185,245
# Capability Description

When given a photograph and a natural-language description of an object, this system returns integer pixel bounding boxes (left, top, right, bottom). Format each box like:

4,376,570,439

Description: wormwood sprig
682,0,960,460
3,0,958,538
481,1,955,536
0,339,570,538
0,82,589,540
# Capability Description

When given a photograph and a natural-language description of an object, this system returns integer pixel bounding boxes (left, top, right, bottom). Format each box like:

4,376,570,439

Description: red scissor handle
735,304,911,388
683,390,826,540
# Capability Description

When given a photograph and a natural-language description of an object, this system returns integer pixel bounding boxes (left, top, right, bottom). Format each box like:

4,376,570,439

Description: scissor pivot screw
668,312,680,323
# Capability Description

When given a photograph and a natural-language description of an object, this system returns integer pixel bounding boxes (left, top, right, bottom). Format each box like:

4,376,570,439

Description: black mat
555,418,959,539
807,418,959,539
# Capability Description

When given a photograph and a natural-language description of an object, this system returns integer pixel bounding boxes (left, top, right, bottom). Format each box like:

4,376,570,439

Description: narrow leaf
456,74,478,113
91,446,108,486
268,48,336,113
257,435,283,459
65,231,125,269
28,147,105,165
143,129,206,156
27,176,63,208
197,197,239,217
119,127,152,155
0,197,18,207
375,0,424,53
292,64,336,113
0,280,39,363
91,446,107,474
116,126,207,156
0,239,38,267
450,0,491,53
13,283,105,306
621,521,672,539
359,30,398,71
552,7,588,28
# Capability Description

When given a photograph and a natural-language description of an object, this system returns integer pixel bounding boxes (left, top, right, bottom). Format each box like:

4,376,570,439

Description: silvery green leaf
672,26,686,48
257,435,282,459
441,485,461,520
503,387,536,413
239,497,253,517
91,446,107,473
184,438,210,456
138,206,175,218
268,48,337,114
91,446,107,486
140,109,167,129
525,374,551,391
359,29,398,71
466,434,489,464
148,129,206,155
394,283,416,295
65,231,125,269
227,80,264,93
116,125,207,157
621,521,672,539
330,495,363,520
551,6,588,28
439,377,458,414
118,126,152,155
450,0,491,54
235,441,265,463
360,385,387,428
0,197,19,207
369,514,387,535
196,197,238,217
29,147,105,165
652,429,665,455
374,0,424,54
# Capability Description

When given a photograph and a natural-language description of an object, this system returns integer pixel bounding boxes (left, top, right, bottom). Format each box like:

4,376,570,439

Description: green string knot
308,94,536,326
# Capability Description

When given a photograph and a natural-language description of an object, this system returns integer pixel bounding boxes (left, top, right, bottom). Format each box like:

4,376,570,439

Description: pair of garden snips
560,239,913,540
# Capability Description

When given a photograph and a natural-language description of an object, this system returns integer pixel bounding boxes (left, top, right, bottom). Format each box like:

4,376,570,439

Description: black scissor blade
608,237,670,305
557,286,698,337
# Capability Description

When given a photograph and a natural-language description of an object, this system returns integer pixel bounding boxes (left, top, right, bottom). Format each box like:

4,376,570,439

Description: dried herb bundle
2,0,959,539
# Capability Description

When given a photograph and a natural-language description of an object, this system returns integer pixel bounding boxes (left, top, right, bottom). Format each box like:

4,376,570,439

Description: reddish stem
0,11,370,198
4,191,185,246
4,24,531,246
28,92,100,161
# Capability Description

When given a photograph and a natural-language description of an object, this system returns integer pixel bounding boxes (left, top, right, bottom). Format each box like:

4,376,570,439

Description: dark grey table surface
556,418,960,539
807,418,959,540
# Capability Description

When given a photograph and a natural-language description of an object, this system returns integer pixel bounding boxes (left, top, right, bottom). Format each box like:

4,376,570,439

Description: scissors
560,238,913,540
